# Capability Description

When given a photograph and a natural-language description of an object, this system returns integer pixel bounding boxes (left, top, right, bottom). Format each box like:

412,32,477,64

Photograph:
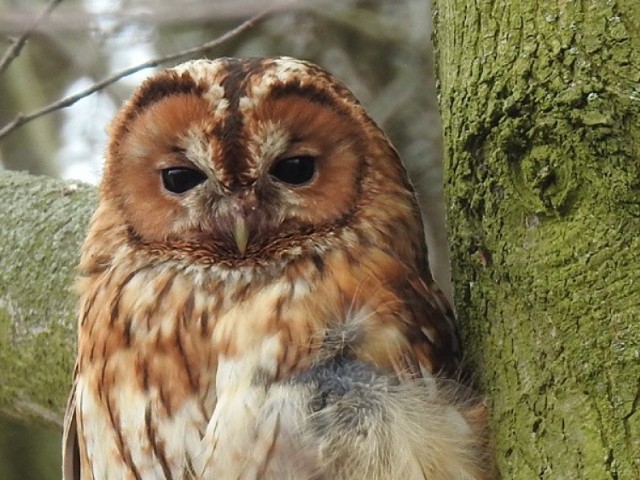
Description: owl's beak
233,216,249,254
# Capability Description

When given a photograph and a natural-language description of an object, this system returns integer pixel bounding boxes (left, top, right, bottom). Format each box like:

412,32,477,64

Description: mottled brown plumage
63,57,492,479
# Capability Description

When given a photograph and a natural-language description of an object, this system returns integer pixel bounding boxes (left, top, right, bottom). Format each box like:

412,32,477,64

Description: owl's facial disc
106,58,383,262
159,167,251,254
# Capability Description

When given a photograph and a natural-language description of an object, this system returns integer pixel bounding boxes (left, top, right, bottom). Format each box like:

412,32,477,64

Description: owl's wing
62,378,81,480
401,270,462,379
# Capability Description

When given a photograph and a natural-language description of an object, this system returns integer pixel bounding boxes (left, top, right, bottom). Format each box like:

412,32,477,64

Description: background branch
0,10,271,141
0,0,64,76
0,0,318,33
0,171,95,426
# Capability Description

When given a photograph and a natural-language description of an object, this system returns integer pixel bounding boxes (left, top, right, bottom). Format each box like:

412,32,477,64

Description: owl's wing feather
405,272,462,377
62,380,80,480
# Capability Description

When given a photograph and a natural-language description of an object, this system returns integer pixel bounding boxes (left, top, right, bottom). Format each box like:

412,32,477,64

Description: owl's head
101,57,425,268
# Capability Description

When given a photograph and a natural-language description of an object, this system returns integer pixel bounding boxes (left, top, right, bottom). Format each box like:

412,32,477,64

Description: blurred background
0,0,446,477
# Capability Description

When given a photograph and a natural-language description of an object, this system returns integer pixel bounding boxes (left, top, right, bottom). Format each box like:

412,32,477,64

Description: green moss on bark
434,0,639,478
0,171,96,426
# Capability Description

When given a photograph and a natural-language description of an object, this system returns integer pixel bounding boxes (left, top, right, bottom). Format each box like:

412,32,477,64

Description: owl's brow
267,82,353,119
125,72,205,126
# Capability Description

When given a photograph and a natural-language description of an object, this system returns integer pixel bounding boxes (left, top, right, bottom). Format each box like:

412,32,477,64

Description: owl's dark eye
270,156,316,186
161,167,207,194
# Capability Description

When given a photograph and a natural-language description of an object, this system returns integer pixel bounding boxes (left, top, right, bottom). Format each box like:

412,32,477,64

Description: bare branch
0,0,64,76
0,10,272,141
0,0,314,33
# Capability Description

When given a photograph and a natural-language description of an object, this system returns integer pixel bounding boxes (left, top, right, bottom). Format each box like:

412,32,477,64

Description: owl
63,57,492,480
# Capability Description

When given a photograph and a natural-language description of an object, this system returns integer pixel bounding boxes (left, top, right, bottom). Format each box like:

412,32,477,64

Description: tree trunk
0,171,95,426
433,1,639,478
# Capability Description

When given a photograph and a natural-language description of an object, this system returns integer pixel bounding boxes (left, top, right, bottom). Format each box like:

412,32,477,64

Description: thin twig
0,10,272,141
0,0,309,33
0,0,64,76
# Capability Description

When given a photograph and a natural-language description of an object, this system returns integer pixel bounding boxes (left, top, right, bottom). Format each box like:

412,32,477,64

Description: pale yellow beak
233,216,249,254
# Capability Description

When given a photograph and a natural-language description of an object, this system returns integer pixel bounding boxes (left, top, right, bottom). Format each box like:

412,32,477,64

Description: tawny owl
63,57,492,480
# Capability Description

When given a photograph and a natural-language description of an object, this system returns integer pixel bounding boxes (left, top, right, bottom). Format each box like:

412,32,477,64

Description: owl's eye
269,156,316,186
161,167,207,194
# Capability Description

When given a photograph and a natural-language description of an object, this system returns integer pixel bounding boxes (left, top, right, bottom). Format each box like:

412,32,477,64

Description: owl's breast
75,259,325,479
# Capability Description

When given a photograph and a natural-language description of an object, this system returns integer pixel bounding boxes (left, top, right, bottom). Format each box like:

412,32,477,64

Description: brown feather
63,57,493,480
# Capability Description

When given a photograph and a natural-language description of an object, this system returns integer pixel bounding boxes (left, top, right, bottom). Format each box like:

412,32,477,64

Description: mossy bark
0,171,95,426
433,1,639,478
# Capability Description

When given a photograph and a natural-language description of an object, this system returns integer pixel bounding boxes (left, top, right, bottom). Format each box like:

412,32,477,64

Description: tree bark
433,1,639,478
0,171,95,426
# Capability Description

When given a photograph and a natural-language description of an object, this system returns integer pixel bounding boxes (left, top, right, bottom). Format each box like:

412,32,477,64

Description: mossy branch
0,171,96,426
434,0,640,478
